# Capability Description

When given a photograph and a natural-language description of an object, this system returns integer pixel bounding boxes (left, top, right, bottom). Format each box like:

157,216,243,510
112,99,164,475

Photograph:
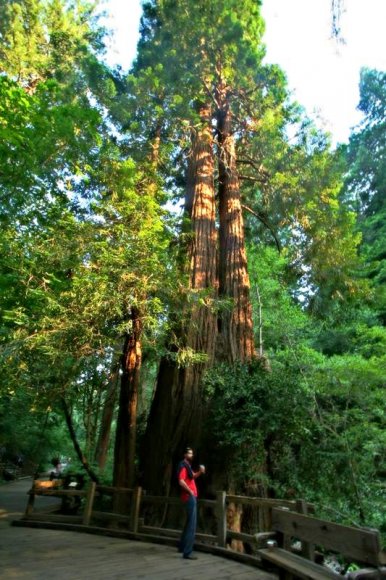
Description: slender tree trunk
83,386,97,458
216,85,256,363
61,398,99,483
94,355,120,471
113,307,142,490
141,105,217,494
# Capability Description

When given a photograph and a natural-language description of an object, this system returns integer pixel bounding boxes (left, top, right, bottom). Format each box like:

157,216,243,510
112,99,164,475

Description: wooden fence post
83,482,97,526
259,503,271,532
296,498,315,560
130,486,142,533
216,491,227,547
25,482,36,518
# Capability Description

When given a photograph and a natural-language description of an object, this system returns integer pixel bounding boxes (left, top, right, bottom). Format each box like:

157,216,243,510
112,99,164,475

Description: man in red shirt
177,447,205,560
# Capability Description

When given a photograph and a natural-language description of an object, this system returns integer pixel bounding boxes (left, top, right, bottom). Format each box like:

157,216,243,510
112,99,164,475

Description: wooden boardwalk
0,480,278,580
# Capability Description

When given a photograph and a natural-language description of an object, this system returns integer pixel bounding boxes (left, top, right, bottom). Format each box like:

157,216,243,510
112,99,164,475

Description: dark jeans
179,495,197,557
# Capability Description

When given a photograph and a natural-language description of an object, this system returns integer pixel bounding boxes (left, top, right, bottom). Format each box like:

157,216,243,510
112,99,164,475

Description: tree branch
239,174,267,184
237,157,270,177
241,204,281,253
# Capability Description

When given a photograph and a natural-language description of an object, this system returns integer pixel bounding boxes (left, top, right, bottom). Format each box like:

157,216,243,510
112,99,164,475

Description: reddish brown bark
216,86,256,363
208,86,258,550
113,307,142,490
142,92,259,496
141,106,217,494
183,104,218,395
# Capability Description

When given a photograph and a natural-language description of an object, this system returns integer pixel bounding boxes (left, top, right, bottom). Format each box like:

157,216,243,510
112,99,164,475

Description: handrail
96,485,134,494
30,489,88,497
226,495,298,508
24,480,314,551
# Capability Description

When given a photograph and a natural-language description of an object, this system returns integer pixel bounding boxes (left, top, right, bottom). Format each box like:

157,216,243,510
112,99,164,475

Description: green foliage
248,245,312,350
0,0,105,87
203,357,315,488
344,68,386,324
0,0,174,472
244,123,365,311
300,354,386,530
207,243,385,530
133,0,362,314
0,390,72,468
0,76,101,224
0,148,172,399
204,349,386,531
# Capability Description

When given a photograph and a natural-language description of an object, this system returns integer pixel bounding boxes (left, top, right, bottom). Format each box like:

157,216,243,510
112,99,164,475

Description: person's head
184,447,194,463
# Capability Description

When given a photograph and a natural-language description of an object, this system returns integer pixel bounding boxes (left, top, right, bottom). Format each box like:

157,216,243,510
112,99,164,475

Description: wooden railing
24,479,312,551
25,480,90,524
21,480,385,576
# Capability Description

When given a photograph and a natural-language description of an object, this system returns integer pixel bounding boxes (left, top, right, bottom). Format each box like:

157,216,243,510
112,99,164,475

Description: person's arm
193,466,205,479
179,478,195,495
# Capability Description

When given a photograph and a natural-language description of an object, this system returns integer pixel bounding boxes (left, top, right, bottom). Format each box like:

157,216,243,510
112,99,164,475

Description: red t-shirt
178,465,197,502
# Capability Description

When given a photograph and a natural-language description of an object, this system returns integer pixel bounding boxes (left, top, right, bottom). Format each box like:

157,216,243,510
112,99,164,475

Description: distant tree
344,68,386,324
0,0,171,486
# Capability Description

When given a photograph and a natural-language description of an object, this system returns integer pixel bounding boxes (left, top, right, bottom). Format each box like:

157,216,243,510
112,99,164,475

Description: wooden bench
259,508,386,580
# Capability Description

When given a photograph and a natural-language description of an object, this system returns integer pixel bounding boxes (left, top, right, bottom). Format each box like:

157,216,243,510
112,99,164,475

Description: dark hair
184,447,193,454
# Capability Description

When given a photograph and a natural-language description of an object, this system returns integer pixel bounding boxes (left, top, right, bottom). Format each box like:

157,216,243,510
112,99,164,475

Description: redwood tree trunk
216,86,256,363
113,307,142,490
212,86,257,552
141,105,217,494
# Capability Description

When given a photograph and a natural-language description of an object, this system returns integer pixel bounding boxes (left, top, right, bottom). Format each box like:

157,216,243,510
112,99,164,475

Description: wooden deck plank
0,528,276,579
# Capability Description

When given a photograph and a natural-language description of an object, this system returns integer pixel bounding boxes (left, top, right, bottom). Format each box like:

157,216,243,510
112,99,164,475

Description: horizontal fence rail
23,478,313,551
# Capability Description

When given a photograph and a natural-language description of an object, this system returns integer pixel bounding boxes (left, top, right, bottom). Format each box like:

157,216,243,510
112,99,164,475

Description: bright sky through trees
101,0,386,146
